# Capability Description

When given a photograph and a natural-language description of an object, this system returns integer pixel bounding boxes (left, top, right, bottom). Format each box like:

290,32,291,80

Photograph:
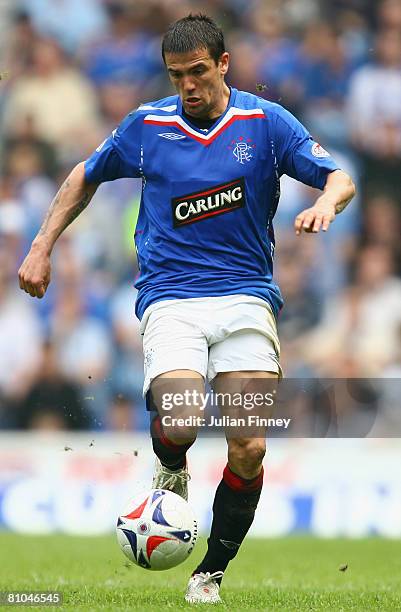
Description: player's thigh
209,328,280,418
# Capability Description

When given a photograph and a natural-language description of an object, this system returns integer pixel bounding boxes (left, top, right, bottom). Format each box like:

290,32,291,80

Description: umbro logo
158,132,186,140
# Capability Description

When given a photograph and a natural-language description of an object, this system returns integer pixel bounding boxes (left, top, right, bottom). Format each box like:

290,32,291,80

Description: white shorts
140,295,281,395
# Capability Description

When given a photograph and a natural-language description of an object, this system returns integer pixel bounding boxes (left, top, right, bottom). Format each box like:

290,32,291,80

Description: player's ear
219,52,229,76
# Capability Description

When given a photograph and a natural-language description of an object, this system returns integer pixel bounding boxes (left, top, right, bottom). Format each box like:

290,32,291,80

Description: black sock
194,464,264,583
150,414,194,470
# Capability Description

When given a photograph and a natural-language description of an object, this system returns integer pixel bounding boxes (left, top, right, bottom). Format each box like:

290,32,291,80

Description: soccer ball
116,489,198,570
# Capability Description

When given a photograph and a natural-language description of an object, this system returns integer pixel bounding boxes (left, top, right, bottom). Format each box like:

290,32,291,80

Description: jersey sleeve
272,105,340,190
84,111,143,183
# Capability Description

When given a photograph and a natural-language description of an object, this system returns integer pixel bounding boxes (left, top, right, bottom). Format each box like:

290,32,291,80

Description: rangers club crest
229,137,256,164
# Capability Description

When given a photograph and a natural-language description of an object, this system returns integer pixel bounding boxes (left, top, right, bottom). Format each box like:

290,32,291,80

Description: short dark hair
162,14,225,65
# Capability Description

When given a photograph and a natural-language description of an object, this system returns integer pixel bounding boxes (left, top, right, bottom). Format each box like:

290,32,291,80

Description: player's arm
18,162,98,298
294,169,356,235
271,105,356,236
19,111,143,298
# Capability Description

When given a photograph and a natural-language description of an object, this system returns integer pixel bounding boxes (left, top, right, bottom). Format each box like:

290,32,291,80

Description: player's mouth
185,97,202,108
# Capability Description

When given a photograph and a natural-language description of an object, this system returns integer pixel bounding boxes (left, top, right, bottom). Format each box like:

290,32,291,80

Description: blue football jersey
85,88,339,319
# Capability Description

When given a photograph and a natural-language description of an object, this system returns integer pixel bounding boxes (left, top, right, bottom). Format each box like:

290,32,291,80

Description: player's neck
210,82,231,118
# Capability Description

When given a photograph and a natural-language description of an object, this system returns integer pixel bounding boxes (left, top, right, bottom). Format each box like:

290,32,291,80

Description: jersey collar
142,88,265,146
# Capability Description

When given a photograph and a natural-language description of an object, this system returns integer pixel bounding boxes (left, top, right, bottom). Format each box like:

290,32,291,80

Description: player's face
165,48,230,119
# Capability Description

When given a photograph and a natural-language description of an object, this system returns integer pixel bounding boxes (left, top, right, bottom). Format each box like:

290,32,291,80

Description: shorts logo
144,348,154,368
172,178,246,228
311,142,330,158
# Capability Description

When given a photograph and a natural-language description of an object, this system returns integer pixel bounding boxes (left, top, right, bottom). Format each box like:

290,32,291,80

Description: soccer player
19,14,355,604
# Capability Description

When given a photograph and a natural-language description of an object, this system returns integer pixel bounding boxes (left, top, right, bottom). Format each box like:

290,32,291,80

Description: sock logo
172,178,245,228
219,539,240,550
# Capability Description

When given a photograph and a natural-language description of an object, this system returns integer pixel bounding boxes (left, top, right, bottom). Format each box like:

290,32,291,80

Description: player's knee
163,418,198,444
167,432,197,446
228,437,266,461
228,438,266,475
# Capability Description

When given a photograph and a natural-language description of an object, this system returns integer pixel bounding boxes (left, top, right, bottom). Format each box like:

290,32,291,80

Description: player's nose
181,76,196,93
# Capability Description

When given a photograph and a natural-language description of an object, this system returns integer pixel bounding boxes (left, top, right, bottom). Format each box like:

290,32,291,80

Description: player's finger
19,267,31,291
23,281,37,297
30,284,43,298
322,215,333,232
301,214,314,231
21,273,42,298
36,282,47,299
31,278,47,298
19,275,30,294
312,215,323,233
18,271,24,290
18,265,30,290
294,213,306,235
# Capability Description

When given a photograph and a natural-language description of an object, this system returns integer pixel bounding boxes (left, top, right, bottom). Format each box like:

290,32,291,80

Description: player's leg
149,370,205,499
141,302,209,499
189,372,275,587
186,304,280,603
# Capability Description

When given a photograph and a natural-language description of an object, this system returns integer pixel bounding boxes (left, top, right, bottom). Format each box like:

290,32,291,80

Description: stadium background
0,0,400,537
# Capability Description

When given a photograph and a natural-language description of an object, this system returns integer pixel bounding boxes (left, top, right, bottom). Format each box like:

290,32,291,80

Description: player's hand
18,245,51,298
294,199,336,235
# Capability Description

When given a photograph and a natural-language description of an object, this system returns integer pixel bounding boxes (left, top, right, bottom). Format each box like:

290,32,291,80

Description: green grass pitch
0,534,400,611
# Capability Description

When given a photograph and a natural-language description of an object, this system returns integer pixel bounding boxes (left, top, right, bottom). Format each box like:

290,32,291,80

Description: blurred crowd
0,0,400,432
